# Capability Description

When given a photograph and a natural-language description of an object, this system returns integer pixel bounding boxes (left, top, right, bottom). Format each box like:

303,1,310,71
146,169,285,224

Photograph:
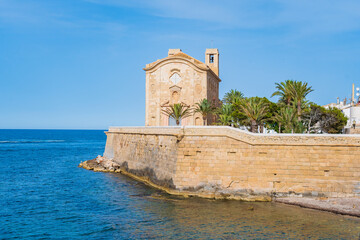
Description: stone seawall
102,126,360,201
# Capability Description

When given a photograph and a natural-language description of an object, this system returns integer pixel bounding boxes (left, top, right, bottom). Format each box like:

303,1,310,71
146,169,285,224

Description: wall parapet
107,126,360,146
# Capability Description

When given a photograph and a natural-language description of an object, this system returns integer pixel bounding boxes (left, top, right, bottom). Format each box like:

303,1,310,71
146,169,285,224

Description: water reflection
106,173,360,239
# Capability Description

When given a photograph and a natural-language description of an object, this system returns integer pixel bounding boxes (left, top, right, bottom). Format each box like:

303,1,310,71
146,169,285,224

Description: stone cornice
143,56,209,72
106,126,360,147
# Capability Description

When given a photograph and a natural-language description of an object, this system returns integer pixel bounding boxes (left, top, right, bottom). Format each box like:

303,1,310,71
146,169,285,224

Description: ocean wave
0,140,65,144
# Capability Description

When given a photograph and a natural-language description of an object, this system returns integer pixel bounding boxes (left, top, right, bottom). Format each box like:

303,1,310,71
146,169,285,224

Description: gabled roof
143,50,221,82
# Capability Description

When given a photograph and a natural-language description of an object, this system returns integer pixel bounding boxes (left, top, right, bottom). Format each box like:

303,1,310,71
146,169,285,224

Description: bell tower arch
205,48,219,76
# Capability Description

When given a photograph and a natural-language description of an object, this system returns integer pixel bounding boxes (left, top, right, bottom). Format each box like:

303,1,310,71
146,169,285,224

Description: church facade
144,49,221,126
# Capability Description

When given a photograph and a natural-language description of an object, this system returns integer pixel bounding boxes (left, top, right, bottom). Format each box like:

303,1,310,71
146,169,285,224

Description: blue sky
1,0,360,129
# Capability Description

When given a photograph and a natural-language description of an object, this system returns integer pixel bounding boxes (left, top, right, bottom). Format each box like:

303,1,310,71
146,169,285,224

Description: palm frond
162,103,192,125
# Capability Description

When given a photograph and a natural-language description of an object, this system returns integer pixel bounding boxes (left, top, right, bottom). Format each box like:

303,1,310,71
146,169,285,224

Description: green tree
302,104,347,134
271,109,284,133
222,89,244,105
229,102,246,128
320,107,348,134
216,104,233,126
272,107,298,133
218,114,233,126
239,98,269,133
257,97,279,132
291,81,313,120
302,104,323,133
271,80,295,106
194,99,215,125
232,97,279,132
162,103,192,126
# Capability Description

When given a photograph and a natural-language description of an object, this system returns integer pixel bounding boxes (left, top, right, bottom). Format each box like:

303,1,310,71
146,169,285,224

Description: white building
324,85,360,133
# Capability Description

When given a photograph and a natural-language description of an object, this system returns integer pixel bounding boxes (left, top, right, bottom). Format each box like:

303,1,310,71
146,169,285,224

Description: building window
195,117,201,126
209,54,214,63
170,72,181,84
172,91,180,103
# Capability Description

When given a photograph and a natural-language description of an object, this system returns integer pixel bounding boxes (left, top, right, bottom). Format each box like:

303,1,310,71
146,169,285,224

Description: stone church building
144,49,221,126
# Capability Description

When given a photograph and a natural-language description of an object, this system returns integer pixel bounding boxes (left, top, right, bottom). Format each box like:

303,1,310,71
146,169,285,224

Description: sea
0,129,359,239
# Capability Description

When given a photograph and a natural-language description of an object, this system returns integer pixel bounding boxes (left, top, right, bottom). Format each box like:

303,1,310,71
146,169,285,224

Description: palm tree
218,114,233,126
162,103,192,126
271,80,295,105
271,112,284,133
194,99,214,125
239,98,269,133
272,107,298,133
223,89,244,104
291,81,313,120
216,104,233,126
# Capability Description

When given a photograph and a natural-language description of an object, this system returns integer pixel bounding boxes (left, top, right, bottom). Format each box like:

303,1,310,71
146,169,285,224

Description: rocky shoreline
276,197,360,218
79,157,360,217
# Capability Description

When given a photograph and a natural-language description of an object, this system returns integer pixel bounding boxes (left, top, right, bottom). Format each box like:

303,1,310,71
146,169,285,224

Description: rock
93,166,106,172
96,155,103,163
79,157,122,173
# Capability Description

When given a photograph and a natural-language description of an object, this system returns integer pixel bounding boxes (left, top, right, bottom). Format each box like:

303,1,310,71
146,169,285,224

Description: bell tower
205,48,219,76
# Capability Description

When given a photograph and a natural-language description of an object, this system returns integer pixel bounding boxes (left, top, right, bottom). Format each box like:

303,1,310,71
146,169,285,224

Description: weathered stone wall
103,126,360,200
103,129,179,188
206,72,220,125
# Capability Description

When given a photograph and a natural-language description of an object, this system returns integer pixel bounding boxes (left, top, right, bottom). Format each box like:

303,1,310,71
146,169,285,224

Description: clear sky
1,0,360,129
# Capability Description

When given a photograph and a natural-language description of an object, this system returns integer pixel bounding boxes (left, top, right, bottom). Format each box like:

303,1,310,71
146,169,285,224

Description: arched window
172,91,180,103
195,117,201,126
209,54,214,63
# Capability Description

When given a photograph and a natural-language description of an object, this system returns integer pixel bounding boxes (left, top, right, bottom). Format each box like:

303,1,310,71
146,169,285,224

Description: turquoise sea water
0,129,359,239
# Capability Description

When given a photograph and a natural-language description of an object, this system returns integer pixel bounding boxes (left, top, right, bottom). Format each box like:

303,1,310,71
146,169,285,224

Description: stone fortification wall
103,126,360,200
103,128,180,189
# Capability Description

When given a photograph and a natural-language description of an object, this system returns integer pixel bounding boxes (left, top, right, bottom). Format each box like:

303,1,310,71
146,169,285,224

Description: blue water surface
0,130,359,239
